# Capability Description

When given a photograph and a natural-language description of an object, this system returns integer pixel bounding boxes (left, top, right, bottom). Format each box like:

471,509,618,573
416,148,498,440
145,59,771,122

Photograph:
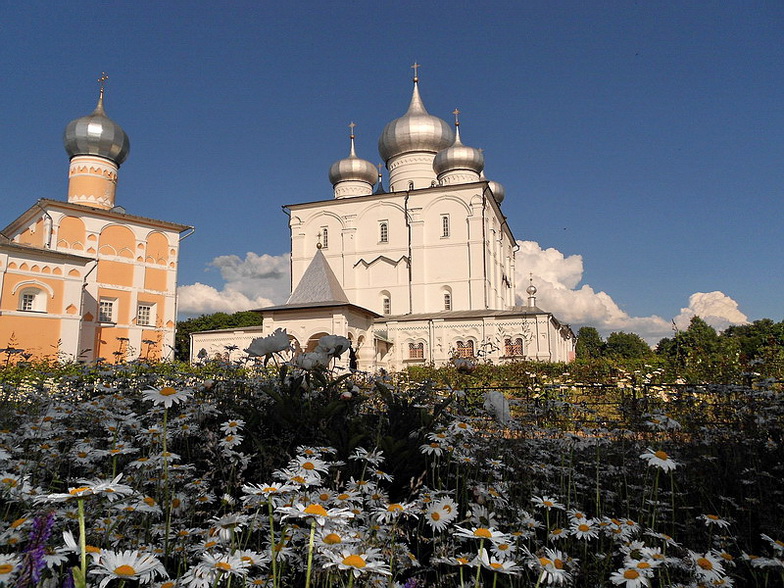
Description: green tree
175,311,263,361
657,316,741,382
605,331,652,359
575,326,605,359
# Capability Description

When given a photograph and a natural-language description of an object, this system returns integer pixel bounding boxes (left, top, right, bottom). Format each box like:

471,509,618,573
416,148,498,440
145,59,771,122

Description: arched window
18,288,46,312
383,297,391,315
379,221,389,243
320,227,329,249
441,215,450,238
456,340,475,358
408,342,424,359
444,292,452,311
505,338,524,357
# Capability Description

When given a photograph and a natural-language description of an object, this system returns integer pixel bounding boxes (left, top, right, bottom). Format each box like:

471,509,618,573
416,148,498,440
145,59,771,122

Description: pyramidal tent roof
286,248,350,305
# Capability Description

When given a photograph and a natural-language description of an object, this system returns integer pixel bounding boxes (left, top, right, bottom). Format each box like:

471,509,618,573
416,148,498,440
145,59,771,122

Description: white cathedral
191,70,576,369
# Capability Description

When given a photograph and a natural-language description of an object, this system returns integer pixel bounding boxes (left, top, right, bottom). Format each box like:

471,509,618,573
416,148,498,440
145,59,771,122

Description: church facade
192,72,575,369
0,82,191,362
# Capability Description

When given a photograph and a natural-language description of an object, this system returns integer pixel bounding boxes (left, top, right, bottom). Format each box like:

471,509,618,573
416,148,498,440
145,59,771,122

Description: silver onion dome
328,132,378,187
433,123,484,177
487,179,505,204
64,91,130,166
378,78,454,162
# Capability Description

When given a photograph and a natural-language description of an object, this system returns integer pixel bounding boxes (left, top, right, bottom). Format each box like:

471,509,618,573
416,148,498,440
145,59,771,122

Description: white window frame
444,292,452,311
320,226,329,249
99,299,116,324
382,296,391,315
379,221,389,243
137,303,155,327
18,288,46,313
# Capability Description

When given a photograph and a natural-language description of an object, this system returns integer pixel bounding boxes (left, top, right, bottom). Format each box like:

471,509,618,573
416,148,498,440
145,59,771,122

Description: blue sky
2,2,781,342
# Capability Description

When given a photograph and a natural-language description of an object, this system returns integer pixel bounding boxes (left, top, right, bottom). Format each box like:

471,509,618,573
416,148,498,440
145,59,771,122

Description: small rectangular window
409,342,424,359
99,299,115,323
379,221,388,243
444,293,452,311
383,297,391,315
321,227,329,249
137,304,153,326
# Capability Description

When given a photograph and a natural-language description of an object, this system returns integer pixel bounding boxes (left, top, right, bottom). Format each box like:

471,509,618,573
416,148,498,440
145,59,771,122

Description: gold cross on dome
348,121,356,137
411,62,420,80
98,72,109,98
453,108,460,125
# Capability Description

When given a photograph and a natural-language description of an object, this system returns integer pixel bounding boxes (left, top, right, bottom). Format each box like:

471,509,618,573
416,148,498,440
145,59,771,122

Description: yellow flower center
697,557,713,570
69,486,90,495
707,514,719,520
144,497,156,507
474,528,492,538
302,461,315,470
431,512,440,521
654,450,669,460
624,569,640,579
10,518,27,528
457,557,469,565
578,524,590,532
215,562,232,571
554,559,564,570
1,478,17,487
388,503,403,511
160,387,177,396
490,562,503,569
304,504,328,516
324,533,342,544
543,501,554,507
114,565,137,577
637,562,651,569
342,554,366,568
86,545,101,553
0,564,13,574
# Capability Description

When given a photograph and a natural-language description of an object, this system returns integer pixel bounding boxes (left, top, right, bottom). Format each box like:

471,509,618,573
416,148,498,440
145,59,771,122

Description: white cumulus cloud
514,240,747,344
178,252,290,317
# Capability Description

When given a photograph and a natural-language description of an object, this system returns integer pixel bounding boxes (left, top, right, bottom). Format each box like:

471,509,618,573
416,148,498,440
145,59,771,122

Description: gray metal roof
286,248,349,305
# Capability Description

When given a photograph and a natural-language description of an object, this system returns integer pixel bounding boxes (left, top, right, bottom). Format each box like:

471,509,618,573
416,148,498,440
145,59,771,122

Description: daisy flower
424,498,458,532
532,495,565,511
479,548,521,573
0,553,21,584
277,502,354,526
91,549,167,588
142,386,193,408
699,514,731,529
639,448,679,472
761,533,784,554
199,551,251,578
571,519,599,540
690,551,725,582
454,525,511,545
324,548,391,578
220,419,245,434
534,547,571,585
609,566,650,587
34,474,134,503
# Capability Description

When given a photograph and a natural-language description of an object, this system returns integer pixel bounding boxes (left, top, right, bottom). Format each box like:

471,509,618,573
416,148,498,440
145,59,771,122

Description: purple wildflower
15,511,56,588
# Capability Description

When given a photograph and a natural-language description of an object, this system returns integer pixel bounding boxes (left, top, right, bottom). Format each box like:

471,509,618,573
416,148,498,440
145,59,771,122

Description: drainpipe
34,203,54,249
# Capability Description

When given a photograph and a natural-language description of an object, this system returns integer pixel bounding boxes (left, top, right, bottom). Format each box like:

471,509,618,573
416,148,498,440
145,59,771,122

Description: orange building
0,83,191,362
